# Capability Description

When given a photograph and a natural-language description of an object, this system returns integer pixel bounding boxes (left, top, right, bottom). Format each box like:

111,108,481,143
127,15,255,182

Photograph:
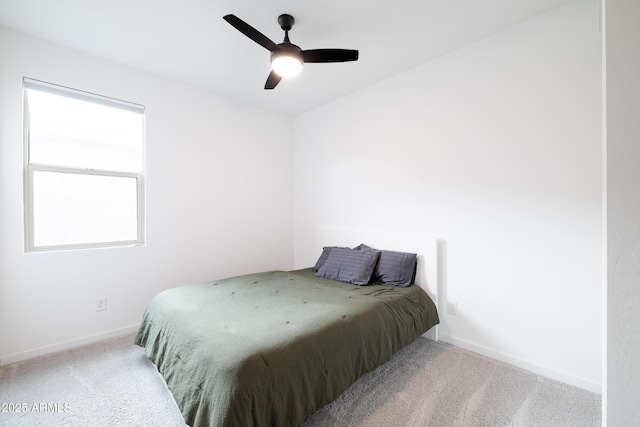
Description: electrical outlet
96,297,107,312
447,301,457,316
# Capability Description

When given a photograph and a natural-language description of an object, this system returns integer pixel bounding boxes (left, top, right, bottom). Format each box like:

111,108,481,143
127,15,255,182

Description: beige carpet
303,338,601,426
0,334,600,426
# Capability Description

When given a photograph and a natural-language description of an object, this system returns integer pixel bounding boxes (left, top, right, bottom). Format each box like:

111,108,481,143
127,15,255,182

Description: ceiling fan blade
223,14,280,52
301,49,359,63
264,70,283,90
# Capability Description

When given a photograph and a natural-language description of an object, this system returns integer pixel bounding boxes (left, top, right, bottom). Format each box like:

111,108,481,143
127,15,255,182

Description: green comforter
135,269,439,427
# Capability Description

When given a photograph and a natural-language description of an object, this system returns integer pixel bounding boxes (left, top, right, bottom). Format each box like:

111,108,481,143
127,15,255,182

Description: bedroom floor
0,334,600,427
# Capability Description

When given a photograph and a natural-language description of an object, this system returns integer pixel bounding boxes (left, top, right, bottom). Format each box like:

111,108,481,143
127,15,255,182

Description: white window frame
23,78,145,252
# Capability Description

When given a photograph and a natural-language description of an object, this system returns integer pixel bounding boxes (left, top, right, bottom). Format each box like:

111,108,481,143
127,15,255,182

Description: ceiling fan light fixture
271,51,303,78
223,13,358,89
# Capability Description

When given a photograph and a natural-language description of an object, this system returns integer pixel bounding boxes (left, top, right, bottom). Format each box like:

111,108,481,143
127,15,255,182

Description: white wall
294,0,602,392
605,0,640,424
0,28,294,363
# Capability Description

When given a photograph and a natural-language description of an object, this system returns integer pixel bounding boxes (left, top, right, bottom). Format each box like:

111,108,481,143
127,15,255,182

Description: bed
135,230,440,427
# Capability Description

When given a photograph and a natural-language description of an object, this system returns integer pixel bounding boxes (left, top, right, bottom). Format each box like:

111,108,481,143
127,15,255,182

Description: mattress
135,268,439,426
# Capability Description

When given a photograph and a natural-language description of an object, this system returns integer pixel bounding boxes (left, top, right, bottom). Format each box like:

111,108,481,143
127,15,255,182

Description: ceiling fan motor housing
271,42,303,63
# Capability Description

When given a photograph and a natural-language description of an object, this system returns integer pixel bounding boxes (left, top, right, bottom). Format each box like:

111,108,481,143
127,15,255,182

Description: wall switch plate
447,301,457,316
96,297,107,312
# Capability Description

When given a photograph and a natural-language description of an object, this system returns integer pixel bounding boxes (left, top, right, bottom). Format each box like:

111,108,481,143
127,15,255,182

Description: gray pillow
355,244,417,287
312,246,348,272
315,247,380,285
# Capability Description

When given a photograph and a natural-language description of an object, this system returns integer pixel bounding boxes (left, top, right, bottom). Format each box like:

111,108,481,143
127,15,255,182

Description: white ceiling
0,0,574,115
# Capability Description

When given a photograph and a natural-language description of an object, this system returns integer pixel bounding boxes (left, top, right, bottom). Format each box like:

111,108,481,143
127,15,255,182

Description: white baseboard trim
1,326,602,395
439,332,602,395
0,324,141,366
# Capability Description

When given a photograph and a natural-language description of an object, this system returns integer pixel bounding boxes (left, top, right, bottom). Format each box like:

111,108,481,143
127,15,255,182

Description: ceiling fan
223,14,359,90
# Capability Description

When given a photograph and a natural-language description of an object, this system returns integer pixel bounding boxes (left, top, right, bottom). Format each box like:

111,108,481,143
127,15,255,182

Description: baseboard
0,323,141,366
2,326,601,395
439,332,602,395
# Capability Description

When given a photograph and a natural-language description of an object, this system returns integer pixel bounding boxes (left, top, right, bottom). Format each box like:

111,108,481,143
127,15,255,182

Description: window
23,78,145,252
